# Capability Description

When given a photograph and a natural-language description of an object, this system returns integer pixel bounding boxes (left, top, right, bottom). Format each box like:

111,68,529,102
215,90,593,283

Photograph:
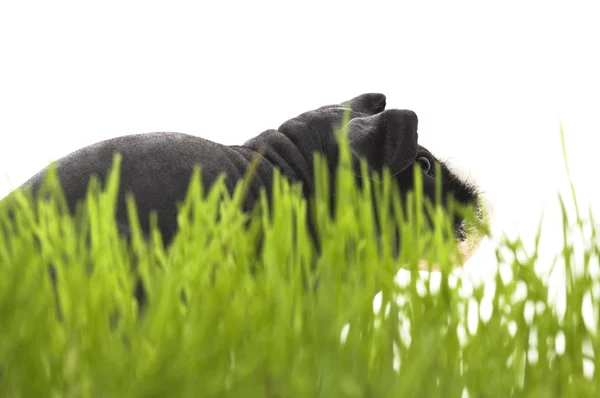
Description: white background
1,0,599,282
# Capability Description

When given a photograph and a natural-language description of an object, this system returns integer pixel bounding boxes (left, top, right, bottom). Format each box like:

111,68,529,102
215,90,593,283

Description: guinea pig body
11,93,482,247
3,93,485,309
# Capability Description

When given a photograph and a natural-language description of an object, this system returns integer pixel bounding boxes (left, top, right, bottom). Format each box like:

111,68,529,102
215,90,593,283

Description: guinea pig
9,93,481,246
3,93,484,306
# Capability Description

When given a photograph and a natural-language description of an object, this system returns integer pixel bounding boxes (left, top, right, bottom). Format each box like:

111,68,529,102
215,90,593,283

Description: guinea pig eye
416,156,432,174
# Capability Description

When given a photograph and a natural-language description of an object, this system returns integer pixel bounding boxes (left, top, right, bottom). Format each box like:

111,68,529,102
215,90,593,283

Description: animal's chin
413,193,488,272
455,228,468,243
450,196,490,266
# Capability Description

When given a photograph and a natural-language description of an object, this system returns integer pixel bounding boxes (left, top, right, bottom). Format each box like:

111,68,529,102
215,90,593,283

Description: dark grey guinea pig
12,93,481,249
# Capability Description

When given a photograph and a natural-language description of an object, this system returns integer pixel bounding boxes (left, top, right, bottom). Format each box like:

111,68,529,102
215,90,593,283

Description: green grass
0,124,598,397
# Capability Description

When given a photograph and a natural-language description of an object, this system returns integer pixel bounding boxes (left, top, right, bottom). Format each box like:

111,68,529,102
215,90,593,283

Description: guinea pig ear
342,93,387,115
318,93,387,116
347,109,419,176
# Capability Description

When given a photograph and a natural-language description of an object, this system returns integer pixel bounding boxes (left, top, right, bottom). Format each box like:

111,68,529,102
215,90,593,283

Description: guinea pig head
346,107,482,249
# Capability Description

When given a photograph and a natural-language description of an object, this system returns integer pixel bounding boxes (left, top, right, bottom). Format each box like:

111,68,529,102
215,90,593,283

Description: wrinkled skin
15,93,479,242
6,93,481,307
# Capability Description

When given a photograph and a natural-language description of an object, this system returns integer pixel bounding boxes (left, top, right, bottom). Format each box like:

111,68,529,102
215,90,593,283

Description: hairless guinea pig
6,93,485,302
12,93,484,244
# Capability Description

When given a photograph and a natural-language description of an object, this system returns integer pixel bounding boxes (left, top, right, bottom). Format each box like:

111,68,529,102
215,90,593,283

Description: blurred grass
0,123,598,398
